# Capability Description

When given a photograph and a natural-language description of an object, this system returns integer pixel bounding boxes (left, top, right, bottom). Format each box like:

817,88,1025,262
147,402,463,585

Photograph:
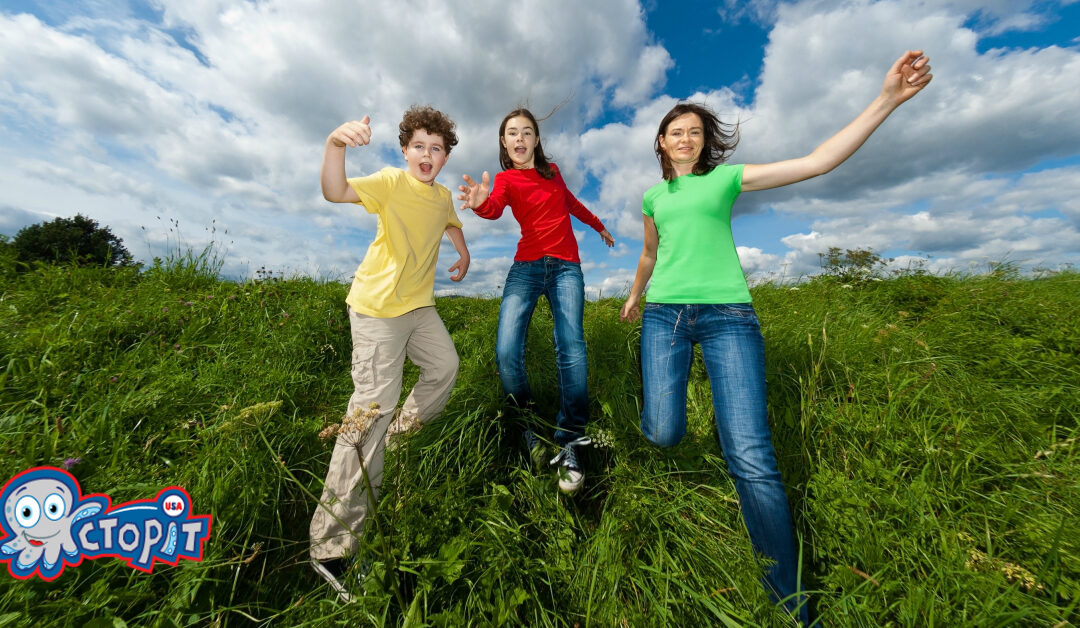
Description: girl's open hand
328,116,371,148
457,172,491,210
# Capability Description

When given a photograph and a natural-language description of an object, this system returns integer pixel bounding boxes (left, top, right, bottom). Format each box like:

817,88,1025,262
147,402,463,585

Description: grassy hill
1,250,1077,626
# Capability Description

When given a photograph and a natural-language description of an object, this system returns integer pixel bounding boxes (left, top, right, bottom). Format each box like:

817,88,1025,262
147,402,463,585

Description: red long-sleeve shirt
473,164,606,263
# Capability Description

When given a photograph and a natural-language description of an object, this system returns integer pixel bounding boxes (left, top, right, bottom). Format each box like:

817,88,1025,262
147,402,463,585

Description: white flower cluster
589,428,616,449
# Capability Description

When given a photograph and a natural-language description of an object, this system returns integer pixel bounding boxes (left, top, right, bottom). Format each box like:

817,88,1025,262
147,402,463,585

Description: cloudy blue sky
2,0,1078,297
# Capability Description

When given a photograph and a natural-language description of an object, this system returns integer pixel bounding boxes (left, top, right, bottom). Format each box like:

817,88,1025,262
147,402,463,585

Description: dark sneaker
523,429,546,469
550,436,592,494
311,557,352,603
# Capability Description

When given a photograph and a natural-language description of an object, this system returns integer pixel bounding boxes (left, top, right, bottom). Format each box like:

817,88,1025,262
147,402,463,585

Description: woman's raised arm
741,50,932,193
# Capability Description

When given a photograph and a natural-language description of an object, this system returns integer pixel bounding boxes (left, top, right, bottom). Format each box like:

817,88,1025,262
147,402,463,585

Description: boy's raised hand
457,172,491,210
329,116,372,148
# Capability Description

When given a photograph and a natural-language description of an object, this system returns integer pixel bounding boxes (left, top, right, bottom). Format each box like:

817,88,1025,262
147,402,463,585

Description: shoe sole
311,557,352,603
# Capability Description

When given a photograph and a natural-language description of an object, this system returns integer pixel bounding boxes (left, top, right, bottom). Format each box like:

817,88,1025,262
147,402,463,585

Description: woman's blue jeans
641,303,807,624
496,257,589,446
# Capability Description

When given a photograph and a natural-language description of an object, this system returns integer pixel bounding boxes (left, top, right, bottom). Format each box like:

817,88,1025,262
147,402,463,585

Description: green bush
10,214,134,268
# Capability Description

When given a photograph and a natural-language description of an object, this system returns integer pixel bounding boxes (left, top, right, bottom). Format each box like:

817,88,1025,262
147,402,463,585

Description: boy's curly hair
398,105,458,154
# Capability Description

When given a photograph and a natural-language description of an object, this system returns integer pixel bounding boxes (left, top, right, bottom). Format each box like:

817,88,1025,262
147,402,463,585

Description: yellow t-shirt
344,167,463,318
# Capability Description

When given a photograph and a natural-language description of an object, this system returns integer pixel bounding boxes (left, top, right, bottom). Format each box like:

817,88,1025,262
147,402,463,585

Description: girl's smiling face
402,128,448,185
501,116,538,169
658,112,704,176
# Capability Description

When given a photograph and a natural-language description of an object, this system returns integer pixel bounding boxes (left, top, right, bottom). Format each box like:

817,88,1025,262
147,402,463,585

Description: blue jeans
641,303,807,624
496,258,589,445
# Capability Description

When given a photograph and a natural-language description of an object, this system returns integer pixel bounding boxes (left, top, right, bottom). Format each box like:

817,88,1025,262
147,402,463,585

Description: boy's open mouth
419,163,432,174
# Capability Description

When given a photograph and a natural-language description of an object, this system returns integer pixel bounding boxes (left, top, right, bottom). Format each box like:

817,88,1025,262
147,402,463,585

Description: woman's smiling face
658,112,704,176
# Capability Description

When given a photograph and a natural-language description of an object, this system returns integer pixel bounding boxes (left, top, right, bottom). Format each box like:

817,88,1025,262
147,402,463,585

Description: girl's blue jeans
640,302,808,624
496,257,589,446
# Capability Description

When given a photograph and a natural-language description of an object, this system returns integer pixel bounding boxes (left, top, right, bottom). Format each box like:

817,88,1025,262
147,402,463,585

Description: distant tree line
2,214,894,281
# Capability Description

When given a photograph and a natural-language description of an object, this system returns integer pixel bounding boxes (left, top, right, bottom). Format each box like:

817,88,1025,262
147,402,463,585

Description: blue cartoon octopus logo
2,466,211,580
1,467,104,580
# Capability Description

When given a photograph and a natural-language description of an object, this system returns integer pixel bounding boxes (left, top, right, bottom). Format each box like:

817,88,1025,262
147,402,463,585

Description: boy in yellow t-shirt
309,105,469,602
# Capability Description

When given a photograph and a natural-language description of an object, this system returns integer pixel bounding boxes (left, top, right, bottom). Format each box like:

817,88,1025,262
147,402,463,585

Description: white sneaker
550,437,591,494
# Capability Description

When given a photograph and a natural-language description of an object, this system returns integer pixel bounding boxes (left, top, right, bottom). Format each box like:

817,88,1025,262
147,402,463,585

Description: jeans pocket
712,304,759,325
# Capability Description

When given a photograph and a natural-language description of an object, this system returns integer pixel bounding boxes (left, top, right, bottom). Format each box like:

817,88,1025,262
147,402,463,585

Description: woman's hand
620,294,641,323
882,50,933,106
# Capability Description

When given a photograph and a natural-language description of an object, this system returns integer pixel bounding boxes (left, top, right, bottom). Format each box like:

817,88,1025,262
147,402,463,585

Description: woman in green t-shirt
619,51,933,625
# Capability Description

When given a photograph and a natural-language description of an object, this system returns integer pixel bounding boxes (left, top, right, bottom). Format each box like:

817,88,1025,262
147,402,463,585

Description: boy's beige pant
309,305,458,561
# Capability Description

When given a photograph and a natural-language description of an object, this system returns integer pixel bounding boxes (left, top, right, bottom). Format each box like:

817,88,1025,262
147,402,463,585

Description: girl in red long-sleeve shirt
459,108,614,494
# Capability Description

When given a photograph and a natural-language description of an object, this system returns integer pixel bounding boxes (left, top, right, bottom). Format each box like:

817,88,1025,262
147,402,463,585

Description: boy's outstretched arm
321,117,372,203
445,226,470,282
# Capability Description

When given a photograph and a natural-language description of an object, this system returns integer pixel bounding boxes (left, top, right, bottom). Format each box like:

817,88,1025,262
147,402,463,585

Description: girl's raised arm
741,50,932,193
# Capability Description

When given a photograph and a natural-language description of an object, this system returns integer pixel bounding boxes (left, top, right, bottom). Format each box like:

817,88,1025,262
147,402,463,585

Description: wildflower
61,457,82,470
321,403,382,447
841,284,853,289
174,343,181,350
234,401,284,424
385,412,423,447
162,307,169,313
109,374,120,383
589,429,616,449
965,547,1043,591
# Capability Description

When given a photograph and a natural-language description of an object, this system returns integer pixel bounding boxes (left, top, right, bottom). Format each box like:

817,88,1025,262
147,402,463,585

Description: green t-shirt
642,164,751,304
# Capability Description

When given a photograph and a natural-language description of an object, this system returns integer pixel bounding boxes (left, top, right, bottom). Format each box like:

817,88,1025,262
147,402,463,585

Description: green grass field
1,249,1077,627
